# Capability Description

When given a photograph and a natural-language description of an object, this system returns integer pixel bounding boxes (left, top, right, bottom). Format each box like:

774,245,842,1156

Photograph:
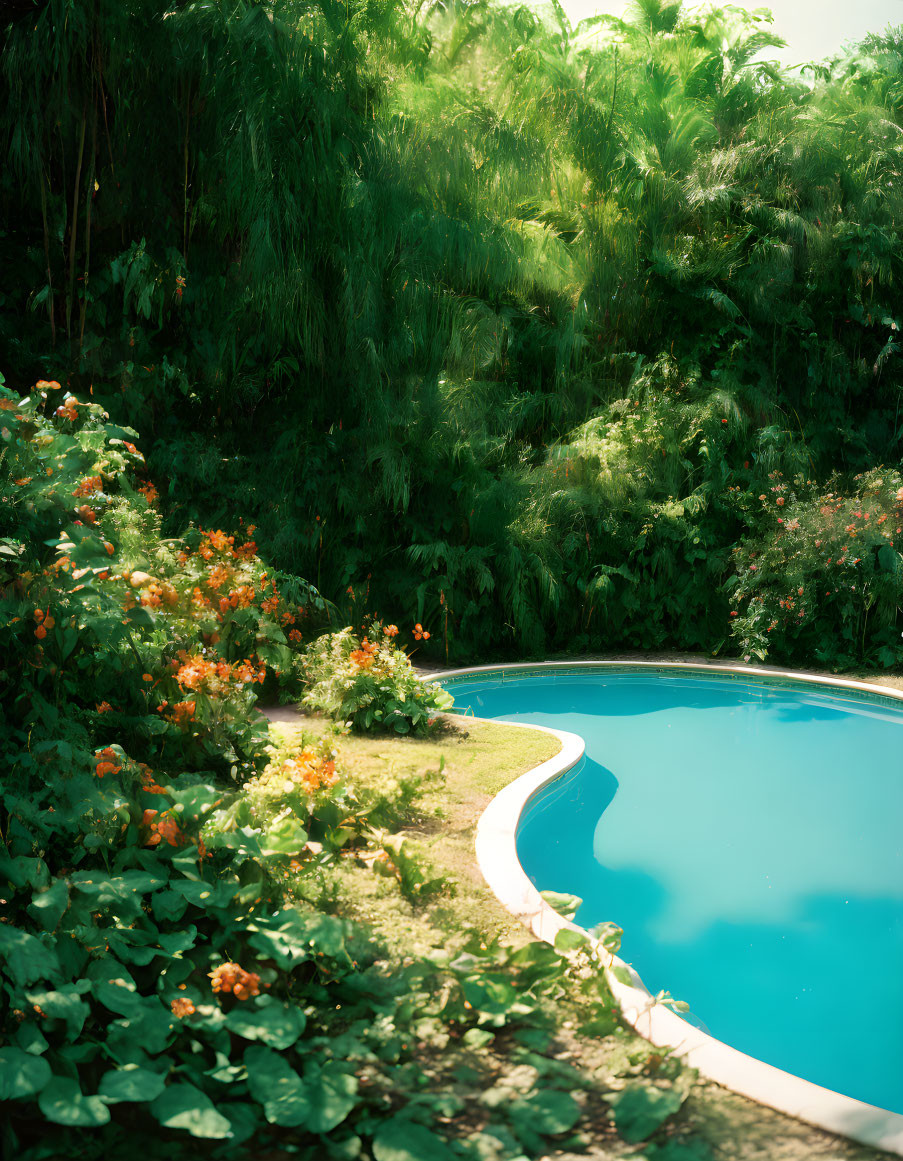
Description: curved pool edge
441,660,903,1157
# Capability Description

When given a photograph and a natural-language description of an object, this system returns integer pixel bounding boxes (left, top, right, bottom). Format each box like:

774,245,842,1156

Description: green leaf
225,999,306,1049
554,927,588,951
260,816,309,857
99,1065,167,1104
244,1045,310,1127
0,926,61,985
150,1084,233,1138
27,879,70,931
304,1062,358,1133
38,1077,111,1126
372,1118,457,1161
539,891,582,921
0,1047,52,1100
516,1089,581,1136
0,855,50,889
25,986,91,1039
152,888,188,922
609,1082,687,1143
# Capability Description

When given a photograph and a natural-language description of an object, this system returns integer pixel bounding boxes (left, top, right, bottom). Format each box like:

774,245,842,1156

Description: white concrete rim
440,660,903,1156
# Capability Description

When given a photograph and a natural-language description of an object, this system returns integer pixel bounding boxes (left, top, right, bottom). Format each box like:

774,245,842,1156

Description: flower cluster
276,750,338,795
33,607,55,640
209,962,262,1001
72,475,103,498
94,746,123,779
729,470,903,666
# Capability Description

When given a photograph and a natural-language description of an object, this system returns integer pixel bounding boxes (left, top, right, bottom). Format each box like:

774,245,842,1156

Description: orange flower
55,397,79,422
209,962,261,1001
96,701,113,714
412,624,430,641
36,380,61,391
207,564,230,591
172,700,196,728
385,625,398,637
138,482,159,506
13,477,31,486
171,997,195,1018
72,475,103,498
278,751,338,794
261,596,279,614
94,746,122,779
288,628,303,644
76,505,98,525
35,624,47,640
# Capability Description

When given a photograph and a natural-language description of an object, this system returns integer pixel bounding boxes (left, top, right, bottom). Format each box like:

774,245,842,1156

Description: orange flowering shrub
301,622,452,735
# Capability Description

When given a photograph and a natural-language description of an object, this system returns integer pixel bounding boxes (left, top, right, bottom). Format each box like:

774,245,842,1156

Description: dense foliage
2,379,717,1158
4,0,903,668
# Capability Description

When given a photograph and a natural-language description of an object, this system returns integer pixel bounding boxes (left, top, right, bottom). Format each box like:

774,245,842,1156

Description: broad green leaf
462,974,518,1017
225,999,306,1049
511,1089,581,1137
0,855,50,889
150,1083,233,1138
152,888,188,922
554,927,588,951
244,1045,310,1127
372,1118,456,1161
27,879,70,931
260,816,309,857
539,891,582,921
0,926,61,985
38,1077,111,1126
99,1066,167,1104
0,1047,52,1100
304,1062,358,1133
25,986,91,1038
609,1082,687,1143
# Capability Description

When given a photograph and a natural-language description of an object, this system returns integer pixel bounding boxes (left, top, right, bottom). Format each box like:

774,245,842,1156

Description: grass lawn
266,706,891,1161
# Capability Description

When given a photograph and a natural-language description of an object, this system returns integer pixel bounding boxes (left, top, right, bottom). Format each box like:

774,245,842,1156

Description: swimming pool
443,664,903,1127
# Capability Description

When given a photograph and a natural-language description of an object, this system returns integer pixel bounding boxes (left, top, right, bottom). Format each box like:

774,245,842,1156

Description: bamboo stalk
66,96,88,342
79,79,98,354
39,166,56,347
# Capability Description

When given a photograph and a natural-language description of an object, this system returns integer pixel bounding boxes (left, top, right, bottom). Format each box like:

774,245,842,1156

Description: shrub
726,469,903,668
301,622,453,734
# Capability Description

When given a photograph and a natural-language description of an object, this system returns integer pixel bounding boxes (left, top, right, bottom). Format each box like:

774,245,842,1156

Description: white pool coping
437,660,903,1156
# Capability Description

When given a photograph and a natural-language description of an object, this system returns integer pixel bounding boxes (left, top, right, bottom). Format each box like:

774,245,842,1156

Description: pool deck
432,658,903,1157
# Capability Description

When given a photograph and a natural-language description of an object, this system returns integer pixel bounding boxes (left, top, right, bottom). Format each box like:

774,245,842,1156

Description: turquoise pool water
444,667,903,1114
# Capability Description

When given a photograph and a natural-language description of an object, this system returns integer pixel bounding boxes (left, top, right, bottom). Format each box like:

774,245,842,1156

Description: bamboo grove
3,0,903,668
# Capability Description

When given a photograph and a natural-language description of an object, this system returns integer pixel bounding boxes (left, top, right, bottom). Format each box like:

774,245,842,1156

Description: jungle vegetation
2,1,903,1157
3,0,903,664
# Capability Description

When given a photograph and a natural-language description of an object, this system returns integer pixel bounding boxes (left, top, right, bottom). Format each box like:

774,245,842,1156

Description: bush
727,469,903,668
301,623,454,734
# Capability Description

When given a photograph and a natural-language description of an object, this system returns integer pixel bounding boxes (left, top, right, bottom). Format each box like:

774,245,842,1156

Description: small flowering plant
726,469,903,667
301,622,453,735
